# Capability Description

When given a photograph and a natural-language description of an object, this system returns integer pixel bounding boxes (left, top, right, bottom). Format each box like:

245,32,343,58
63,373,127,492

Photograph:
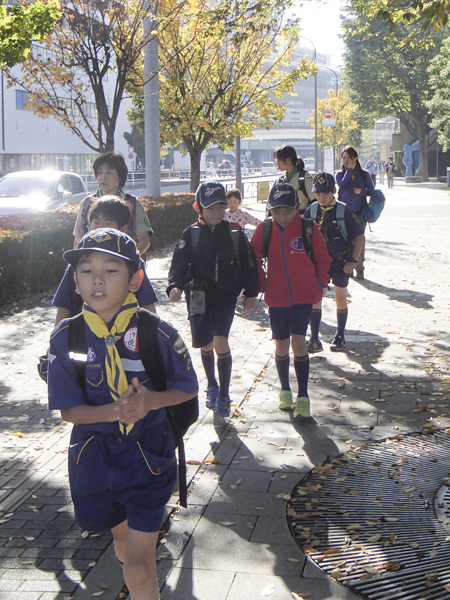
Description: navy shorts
329,258,350,288
189,296,236,348
68,421,177,533
269,303,312,340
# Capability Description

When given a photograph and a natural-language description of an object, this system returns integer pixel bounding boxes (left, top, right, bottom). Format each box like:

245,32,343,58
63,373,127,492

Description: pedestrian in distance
250,183,330,420
365,154,378,187
73,151,153,256
304,172,364,353
47,229,198,600
224,188,262,231
167,182,259,418
52,196,157,326
386,157,395,189
274,145,316,214
336,146,373,280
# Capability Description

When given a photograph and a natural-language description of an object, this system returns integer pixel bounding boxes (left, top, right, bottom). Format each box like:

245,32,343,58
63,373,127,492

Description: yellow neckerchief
318,197,337,228
83,291,138,434
285,166,299,183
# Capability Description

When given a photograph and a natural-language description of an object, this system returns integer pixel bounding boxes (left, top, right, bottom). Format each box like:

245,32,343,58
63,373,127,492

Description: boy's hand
115,379,159,424
169,288,182,302
242,296,256,313
353,187,362,195
343,261,356,275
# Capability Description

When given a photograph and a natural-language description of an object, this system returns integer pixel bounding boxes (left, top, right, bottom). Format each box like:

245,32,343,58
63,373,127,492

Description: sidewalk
0,180,449,599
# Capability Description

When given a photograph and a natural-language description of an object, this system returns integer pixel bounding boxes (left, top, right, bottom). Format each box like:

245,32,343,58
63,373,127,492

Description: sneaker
205,384,219,409
214,396,231,417
306,339,323,354
330,335,346,352
294,396,310,419
279,390,294,411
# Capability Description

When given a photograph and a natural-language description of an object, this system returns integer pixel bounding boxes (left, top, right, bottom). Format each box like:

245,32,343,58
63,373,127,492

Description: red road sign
323,108,334,119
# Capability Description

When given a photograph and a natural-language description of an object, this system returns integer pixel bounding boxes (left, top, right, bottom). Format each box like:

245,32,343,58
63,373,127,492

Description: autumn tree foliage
5,0,184,153
308,89,360,153
0,0,60,68
128,0,315,190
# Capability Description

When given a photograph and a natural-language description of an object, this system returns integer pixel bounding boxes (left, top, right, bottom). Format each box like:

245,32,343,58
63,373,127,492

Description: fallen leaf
261,584,275,596
287,557,301,562
219,521,236,526
187,460,201,465
99,584,109,589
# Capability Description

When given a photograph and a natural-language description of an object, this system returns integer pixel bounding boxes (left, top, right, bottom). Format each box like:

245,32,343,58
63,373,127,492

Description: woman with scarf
73,152,153,256
274,145,315,214
335,146,373,279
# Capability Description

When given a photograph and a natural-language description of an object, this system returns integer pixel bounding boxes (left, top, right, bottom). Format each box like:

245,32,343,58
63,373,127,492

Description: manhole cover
287,430,450,599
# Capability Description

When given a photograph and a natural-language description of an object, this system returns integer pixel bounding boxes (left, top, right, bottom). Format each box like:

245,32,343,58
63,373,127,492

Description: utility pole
144,3,160,197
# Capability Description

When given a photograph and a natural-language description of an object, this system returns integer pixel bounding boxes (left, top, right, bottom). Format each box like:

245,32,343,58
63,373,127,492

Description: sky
295,0,346,71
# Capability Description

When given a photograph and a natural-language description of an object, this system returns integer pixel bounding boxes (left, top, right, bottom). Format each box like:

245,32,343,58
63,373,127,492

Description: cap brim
63,247,135,268
199,200,228,208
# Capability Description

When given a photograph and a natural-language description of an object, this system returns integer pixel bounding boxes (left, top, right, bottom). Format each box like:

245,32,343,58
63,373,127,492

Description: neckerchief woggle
83,291,138,434
318,197,337,228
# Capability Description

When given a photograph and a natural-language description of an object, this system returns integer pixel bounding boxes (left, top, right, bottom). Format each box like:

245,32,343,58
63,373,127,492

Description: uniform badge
124,327,138,352
173,336,187,355
178,240,186,249
89,231,112,243
290,237,304,251
87,348,96,362
144,216,151,227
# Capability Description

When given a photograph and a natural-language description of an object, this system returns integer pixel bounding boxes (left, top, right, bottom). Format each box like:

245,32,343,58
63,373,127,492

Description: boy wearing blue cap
52,196,158,326
250,183,330,419
167,181,259,417
47,229,198,600
304,172,364,352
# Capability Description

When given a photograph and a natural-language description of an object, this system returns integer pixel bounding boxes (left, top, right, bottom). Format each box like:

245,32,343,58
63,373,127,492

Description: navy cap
196,181,227,208
311,172,336,193
267,183,298,210
64,228,141,268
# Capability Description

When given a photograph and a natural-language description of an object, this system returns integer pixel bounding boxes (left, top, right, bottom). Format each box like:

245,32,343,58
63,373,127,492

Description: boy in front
250,183,330,419
47,229,198,600
304,172,364,352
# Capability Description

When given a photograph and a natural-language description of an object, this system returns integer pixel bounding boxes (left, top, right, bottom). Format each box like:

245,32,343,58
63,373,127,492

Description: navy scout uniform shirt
47,313,198,439
304,202,363,257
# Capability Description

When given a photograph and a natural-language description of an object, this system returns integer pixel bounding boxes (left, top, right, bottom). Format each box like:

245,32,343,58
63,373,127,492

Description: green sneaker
294,396,310,419
279,390,294,411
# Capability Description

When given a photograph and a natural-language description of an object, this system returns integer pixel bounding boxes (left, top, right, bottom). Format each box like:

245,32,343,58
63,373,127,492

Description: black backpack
260,217,314,261
68,309,199,508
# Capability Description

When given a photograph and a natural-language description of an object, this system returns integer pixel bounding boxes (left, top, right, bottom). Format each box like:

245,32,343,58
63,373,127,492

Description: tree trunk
412,105,429,181
188,146,202,192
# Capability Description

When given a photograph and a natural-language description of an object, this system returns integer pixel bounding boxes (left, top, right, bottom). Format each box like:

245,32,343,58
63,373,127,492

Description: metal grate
287,430,450,599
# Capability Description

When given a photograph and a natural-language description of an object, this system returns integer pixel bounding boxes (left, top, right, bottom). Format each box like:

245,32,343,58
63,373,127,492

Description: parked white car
261,161,278,175
0,170,87,216
303,158,315,171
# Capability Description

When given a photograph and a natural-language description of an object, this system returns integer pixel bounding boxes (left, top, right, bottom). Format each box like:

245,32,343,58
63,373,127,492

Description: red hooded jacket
250,212,331,307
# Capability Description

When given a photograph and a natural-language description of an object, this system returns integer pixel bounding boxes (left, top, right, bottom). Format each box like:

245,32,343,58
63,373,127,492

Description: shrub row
0,193,196,307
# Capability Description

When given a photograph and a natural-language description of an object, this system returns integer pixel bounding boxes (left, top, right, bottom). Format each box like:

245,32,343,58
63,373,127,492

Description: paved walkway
0,180,449,599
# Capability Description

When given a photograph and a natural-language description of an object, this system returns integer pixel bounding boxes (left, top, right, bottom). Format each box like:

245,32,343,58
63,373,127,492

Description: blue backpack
361,189,385,224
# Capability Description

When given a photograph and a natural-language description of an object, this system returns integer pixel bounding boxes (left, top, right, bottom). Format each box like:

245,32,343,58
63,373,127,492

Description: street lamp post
318,65,339,169
299,36,318,171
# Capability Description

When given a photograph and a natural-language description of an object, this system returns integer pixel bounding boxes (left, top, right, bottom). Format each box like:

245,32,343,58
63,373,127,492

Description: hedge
0,193,196,307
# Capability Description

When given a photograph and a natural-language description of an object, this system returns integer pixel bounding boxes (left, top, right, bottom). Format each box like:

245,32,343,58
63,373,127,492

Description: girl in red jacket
250,183,330,421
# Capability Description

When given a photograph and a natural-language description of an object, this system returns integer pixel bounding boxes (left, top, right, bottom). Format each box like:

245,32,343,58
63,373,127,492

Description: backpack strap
136,309,192,508
301,217,314,261
190,225,200,255
81,197,93,235
228,221,240,258
68,313,88,388
310,202,318,221
261,218,273,258
125,193,138,238
335,201,348,242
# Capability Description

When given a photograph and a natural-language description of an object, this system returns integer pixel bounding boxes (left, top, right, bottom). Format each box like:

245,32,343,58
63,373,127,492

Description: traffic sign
128,153,135,159
322,119,336,127
323,108,334,119
128,146,135,153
